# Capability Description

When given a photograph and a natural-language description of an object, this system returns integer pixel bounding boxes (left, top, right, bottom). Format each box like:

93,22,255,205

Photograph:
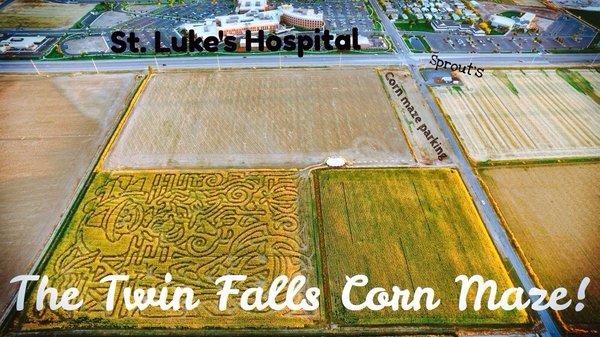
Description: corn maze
17,170,317,330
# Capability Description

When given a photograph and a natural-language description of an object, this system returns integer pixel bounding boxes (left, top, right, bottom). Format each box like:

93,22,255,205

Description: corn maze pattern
20,170,316,329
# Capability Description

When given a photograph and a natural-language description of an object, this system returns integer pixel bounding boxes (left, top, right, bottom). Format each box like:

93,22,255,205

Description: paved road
0,52,598,73
412,65,562,337
368,0,563,336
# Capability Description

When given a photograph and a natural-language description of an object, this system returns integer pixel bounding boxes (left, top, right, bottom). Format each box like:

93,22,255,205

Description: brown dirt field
0,0,94,29
379,68,453,165
480,163,600,330
0,73,139,316
104,68,413,169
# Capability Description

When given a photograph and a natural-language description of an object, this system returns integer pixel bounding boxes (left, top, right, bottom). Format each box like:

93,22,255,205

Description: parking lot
114,1,233,31
419,13,596,53
545,13,595,37
153,0,233,23
424,33,534,53
409,9,598,53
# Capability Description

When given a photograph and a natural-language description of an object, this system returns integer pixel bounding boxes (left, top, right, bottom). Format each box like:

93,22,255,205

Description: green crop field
315,168,528,326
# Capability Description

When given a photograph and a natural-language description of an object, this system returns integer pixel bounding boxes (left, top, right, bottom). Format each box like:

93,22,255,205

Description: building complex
179,4,324,39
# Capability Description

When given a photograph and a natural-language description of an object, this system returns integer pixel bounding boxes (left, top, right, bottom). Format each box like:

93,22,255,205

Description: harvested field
0,73,138,316
316,168,528,325
432,69,600,162
480,163,600,330
0,0,94,29
104,68,413,169
12,170,318,330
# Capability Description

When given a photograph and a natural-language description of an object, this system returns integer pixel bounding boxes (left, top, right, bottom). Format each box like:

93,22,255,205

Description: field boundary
428,87,478,167
375,68,418,163
475,156,600,168
310,170,333,326
95,69,153,171
450,167,538,322
297,170,329,327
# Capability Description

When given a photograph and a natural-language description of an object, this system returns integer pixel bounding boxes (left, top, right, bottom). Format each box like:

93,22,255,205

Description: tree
479,21,491,34
102,1,115,11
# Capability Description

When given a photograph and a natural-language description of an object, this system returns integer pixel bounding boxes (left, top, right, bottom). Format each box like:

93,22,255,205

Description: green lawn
364,0,382,31
395,20,434,32
498,10,522,18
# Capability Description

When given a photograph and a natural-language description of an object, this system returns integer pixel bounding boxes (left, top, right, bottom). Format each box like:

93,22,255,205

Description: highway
0,50,598,73
369,0,563,336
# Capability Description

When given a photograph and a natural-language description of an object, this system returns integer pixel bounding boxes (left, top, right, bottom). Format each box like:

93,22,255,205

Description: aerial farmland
0,73,139,317
315,168,528,326
0,0,597,333
432,68,600,162
480,162,599,332
104,68,414,169
0,0,94,29
3,62,592,336
14,169,319,330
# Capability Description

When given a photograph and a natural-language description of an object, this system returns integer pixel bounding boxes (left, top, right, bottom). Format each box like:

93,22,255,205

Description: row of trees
99,0,187,11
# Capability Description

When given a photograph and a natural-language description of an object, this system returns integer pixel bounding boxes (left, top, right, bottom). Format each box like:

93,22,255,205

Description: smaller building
431,19,485,35
432,19,462,31
518,12,535,29
179,19,218,39
357,35,372,49
490,15,515,30
0,36,45,53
